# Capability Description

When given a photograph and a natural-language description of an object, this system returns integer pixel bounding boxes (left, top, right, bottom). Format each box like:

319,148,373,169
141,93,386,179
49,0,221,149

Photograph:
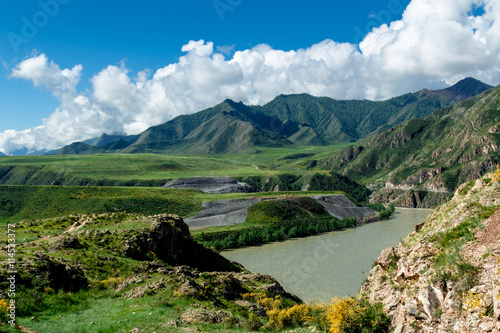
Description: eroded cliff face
371,188,452,208
361,175,500,332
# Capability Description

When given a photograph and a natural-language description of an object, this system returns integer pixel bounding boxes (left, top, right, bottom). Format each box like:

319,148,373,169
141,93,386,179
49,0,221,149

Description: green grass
0,210,310,332
0,145,347,186
16,291,240,333
429,203,499,293
0,184,345,224
0,185,202,224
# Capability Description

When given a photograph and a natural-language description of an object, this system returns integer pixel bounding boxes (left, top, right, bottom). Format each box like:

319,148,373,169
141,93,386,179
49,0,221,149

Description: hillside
0,186,202,223
361,172,500,332
58,78,491,155
0,213,308,332
319,84,500,207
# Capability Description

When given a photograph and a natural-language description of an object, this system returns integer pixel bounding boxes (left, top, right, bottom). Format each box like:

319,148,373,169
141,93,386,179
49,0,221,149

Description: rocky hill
58,78,490,155
361,172,500,332
1,213,307,332
320,83,500,208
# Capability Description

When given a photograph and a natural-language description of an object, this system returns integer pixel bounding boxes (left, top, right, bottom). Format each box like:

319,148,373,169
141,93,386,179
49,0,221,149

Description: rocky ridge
361,174,500,332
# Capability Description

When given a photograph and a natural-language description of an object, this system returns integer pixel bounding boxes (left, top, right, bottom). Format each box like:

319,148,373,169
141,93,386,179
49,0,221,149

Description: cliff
370,188,452,209
361,173,500,332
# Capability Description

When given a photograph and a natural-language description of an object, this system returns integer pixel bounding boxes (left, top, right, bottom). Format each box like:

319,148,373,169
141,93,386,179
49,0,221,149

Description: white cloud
1,0,500,154
10,54,81,100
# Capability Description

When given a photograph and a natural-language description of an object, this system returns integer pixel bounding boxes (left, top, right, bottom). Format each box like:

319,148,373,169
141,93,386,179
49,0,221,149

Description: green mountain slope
319,85,500,206
58,78,491,155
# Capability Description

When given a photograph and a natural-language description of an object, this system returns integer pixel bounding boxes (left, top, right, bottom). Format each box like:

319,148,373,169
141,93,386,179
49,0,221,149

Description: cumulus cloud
1,0,500,154
10,54,82,100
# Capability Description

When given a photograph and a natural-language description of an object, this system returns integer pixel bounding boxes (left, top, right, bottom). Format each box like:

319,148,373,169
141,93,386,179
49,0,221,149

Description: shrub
326,297,390,333
0,299,8,323
493,165,500,183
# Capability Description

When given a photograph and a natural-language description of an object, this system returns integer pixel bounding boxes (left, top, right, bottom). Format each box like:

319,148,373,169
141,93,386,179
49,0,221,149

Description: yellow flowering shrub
326,298,359,333
494,165,500,183
267,304,319,330
0,299,8,314
99,276,124,289
244,292,388,331
0,299,9,322
462,290,488,316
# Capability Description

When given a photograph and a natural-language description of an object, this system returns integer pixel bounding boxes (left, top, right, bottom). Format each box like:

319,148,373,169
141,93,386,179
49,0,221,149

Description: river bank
222,208,433,302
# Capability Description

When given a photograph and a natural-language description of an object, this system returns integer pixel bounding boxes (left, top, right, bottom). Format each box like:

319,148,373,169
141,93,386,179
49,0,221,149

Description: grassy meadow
0,145,347,185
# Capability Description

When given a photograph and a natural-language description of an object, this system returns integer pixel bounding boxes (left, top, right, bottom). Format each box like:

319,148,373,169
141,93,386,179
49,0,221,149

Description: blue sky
0,0,409,133
0,0,499,154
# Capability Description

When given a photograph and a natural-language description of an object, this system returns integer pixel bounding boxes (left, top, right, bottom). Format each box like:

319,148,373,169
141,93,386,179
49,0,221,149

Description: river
221,208,433,303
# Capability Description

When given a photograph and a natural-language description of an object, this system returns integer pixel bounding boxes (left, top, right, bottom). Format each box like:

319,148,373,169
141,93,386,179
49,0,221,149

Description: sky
0,0,499,154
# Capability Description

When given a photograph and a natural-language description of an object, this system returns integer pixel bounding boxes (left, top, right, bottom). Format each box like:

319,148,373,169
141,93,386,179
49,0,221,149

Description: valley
0,78,499,332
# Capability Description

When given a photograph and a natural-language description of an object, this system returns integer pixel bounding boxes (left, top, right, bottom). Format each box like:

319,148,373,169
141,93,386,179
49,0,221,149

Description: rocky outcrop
121,214,241,272
21,253,88,291
386,168,447,191
163,176,248,194
371,188,452,208
361,175,500,332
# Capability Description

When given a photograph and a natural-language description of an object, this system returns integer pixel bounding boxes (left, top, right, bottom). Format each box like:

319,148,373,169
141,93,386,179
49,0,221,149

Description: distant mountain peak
437,77,492,101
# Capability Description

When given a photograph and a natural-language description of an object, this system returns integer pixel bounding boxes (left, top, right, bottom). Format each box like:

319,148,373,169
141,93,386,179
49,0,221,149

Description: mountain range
319,83,500,206
58,77,491,155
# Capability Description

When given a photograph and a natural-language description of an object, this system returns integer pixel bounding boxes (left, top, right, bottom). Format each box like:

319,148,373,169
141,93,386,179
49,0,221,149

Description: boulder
377,247,396,270
417,285,443,321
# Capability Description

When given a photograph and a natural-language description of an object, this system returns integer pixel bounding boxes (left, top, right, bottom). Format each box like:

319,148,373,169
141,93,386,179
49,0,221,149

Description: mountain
0,151,5,156
58,77,491,155
319,84,500,206
59,100,291,155
361,173,500,331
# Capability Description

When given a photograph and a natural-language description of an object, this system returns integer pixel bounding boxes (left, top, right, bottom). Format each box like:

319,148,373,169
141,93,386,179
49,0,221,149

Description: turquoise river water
221,208,433,302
